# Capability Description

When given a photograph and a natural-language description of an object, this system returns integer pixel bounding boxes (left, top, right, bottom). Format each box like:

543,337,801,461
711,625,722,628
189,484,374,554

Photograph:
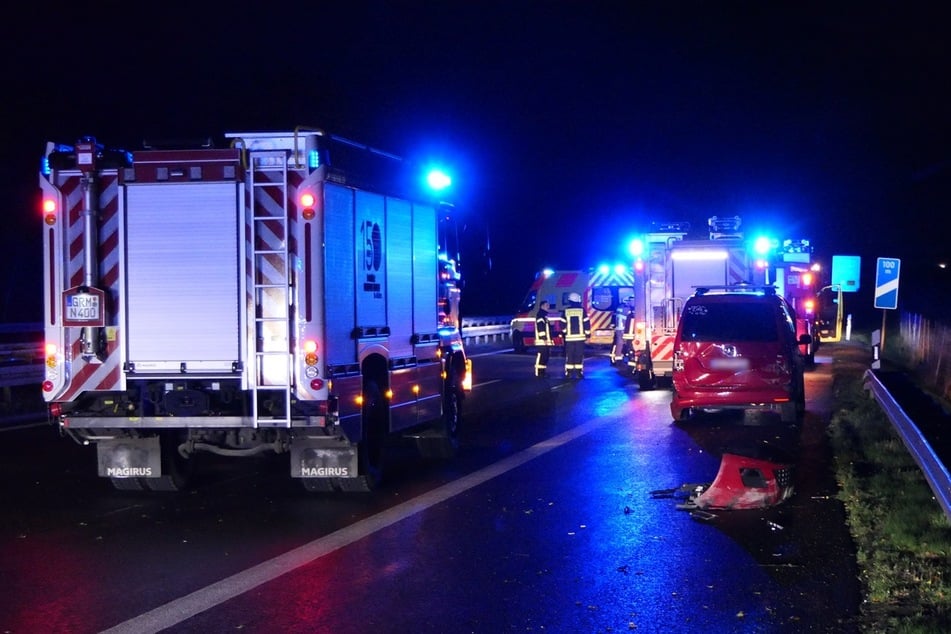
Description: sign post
821,255,861,343
873,257,901,357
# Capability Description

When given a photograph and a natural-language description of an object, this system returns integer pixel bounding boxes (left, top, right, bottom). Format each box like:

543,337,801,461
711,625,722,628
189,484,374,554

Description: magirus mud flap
290,437,358,479
97,436,161,479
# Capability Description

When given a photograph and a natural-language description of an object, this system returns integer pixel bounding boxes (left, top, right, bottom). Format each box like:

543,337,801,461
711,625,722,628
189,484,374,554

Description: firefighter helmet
568,292,582,303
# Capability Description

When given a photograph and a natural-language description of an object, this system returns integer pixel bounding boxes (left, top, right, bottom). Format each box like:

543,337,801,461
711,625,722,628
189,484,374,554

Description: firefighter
533,300,554,377
563,292,591,379
610,294,636,365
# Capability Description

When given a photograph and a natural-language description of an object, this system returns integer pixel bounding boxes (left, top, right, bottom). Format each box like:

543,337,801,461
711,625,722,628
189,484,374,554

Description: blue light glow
753,236,774,255
426,169,452,191
628,238,644,258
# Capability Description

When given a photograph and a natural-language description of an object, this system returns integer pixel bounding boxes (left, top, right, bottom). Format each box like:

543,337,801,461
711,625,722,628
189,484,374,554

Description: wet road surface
0,345,861,633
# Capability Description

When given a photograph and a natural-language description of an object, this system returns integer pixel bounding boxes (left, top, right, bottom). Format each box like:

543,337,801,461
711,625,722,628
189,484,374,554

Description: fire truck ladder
249,150,293,428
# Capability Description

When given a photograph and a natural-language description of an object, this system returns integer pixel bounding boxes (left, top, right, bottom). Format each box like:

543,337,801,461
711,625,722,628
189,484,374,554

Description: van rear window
680,302,778,342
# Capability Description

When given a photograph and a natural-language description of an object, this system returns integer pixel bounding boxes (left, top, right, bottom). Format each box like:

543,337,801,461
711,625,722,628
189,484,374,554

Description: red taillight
43,381,55,393
299,193,317,220
303,339,318,366
42,198,57,225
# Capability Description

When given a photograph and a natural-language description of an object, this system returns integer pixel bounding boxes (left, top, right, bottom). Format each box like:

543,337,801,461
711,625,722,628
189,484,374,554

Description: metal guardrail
0,322,44,389
864,369,951,522
0,319,514,393
460,315,511,346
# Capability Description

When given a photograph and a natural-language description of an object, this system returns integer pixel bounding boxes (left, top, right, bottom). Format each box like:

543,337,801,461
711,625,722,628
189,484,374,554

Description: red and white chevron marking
56,173,123,400
728,248,749,284
650,334,676,362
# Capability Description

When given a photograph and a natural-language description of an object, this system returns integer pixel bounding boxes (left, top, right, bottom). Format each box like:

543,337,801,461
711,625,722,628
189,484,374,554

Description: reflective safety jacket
535,309,554,346
563,306,591,342
622,307,637,341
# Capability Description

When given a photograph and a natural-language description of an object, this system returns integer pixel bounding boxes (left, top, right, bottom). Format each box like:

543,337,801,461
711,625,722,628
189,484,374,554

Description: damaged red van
670,285,810,424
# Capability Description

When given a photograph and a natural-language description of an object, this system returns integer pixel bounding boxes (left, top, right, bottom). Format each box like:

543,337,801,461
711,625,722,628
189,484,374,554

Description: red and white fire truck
39,129,471,492
510,266,636,352
773,239,820,367
625,217,761,389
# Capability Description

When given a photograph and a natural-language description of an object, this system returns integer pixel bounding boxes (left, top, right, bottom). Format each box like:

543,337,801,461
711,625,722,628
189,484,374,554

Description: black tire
637,370,657,391
145,433,193,492
110,477,147,491
302,478,338,493
438,385,464,458
340,381,386,492
781,373,806,424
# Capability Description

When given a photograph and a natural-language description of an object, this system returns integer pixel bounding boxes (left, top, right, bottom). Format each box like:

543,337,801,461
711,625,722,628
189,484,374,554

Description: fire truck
39,129,471,492
773,239,819,367
626,217,760,389
510,266,636,353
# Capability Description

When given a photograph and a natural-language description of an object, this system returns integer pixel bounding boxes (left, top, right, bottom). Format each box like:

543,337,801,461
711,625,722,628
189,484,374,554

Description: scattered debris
651,451,795,511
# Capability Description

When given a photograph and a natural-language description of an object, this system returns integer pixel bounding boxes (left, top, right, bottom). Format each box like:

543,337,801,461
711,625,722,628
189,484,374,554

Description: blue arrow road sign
874,257,901,310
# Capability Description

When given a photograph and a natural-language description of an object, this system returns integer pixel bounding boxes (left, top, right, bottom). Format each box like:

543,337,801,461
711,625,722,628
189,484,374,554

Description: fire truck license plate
66,293,100,321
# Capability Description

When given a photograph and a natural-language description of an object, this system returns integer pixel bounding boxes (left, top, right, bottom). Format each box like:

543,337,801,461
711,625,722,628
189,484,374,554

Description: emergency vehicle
626,216,760,389
39,129,471,492
772,239,820,366
510,266,636,353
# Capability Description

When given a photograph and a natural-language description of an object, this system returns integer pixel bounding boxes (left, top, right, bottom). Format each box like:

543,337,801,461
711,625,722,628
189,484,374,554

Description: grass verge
828,359,951,632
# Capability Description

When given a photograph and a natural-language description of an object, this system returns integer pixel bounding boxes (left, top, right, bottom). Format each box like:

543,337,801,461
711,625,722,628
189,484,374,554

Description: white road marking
101,412,616,634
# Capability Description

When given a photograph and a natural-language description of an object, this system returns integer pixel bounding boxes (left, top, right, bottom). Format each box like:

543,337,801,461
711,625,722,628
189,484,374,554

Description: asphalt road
0,345,862,633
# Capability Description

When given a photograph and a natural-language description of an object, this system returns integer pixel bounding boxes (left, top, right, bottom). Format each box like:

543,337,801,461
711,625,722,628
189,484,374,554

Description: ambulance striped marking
586,268,635,345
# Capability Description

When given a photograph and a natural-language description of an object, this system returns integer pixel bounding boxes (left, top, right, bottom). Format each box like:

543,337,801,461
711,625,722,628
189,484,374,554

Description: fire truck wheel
342,381,386,492
110,477,148,491
421,385,463,460
302,478,338,493
637,370,657,391
145,433,194,492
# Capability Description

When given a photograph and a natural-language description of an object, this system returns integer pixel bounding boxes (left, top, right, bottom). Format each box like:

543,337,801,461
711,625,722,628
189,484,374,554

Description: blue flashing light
541,268,555,278
753,236,774,256
628,237,645,258
597,264,610,275
308,149,320,169
613,263,628,276
426,168,452,191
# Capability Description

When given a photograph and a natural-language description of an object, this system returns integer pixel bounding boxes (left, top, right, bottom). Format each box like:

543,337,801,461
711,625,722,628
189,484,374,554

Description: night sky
3,2,949,322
